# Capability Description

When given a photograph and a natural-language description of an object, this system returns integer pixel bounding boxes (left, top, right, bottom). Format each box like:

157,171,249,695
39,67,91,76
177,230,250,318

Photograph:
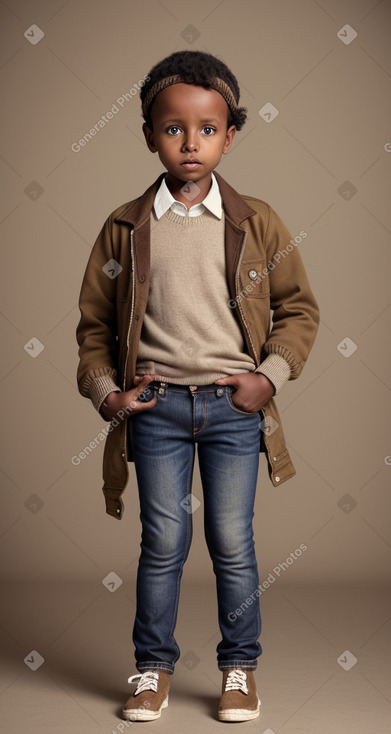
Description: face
142,83,236,196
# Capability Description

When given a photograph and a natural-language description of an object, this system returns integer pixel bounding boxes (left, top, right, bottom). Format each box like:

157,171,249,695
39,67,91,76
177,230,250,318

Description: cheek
208,136,226,153
158,137,178,154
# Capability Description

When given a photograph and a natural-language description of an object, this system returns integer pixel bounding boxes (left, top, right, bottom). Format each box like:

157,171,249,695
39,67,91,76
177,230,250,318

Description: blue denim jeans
131,381,262,673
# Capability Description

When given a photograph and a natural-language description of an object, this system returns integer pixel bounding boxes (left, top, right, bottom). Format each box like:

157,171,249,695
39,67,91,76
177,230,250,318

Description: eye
202,126,215,135
167,125,182,135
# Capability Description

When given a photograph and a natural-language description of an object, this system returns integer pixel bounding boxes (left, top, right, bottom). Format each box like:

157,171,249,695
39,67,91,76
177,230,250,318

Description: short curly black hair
140,50,247,131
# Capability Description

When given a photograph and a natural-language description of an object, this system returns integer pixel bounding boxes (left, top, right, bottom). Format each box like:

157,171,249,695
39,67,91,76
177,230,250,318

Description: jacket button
275,476,280,482
273,456,277,462
249,269,258,280
139,275,145,283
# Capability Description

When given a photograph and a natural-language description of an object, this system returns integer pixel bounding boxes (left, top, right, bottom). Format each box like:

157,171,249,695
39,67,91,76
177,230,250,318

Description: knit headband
141,74,239,119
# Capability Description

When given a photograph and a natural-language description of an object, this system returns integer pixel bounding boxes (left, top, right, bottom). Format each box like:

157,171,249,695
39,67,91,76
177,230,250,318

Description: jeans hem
137,662,175,674
218,660,258,671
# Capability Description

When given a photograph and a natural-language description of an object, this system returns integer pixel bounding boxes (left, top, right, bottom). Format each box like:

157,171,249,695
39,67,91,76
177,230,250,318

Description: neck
164,172,212,208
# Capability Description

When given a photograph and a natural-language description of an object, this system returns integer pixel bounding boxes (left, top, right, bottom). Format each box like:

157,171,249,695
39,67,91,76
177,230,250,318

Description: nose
182,131,198,152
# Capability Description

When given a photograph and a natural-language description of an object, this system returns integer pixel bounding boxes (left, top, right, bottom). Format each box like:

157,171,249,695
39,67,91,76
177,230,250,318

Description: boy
76,50,319,723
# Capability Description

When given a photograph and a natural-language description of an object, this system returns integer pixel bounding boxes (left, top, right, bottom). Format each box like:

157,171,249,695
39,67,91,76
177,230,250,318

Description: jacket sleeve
261,206,320,379
76,215,122,411
255,352,291,394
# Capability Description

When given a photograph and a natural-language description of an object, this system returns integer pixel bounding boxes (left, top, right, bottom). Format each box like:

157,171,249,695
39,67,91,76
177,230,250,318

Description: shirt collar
153,172,222,220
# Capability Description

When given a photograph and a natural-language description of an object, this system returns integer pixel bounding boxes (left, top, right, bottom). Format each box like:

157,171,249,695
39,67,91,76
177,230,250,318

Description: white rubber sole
218,697,261,722
123,695,169,721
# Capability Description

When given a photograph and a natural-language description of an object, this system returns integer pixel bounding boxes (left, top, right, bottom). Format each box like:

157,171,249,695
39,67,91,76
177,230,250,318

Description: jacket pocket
239,259,270,299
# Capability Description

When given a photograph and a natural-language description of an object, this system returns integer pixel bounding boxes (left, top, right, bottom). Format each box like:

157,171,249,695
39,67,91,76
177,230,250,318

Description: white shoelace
224,669,248,695
127,671,159,696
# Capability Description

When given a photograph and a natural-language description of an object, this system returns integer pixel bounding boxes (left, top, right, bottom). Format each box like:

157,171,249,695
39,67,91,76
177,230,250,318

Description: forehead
150,83,229,122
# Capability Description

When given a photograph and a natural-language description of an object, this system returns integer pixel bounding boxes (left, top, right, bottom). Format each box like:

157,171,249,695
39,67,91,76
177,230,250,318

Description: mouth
181,160,202,169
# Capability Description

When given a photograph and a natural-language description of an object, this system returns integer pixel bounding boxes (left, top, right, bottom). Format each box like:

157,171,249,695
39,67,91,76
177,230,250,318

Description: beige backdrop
1,1,390,587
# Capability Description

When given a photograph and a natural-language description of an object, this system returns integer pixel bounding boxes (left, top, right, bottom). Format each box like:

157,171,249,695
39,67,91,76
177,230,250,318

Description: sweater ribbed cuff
88,375,121,412
255,354,291,394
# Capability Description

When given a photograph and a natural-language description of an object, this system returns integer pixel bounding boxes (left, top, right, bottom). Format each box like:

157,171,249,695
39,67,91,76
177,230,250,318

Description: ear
222,124,236,155
142,122,158,153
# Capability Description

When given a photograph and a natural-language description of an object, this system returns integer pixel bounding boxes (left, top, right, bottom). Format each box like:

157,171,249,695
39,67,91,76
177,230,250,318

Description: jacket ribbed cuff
255,354,291,394
88,375,121,412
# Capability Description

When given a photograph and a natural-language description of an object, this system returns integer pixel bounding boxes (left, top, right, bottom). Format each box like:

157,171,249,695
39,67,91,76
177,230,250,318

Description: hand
101,374,158,421
215,372,275,413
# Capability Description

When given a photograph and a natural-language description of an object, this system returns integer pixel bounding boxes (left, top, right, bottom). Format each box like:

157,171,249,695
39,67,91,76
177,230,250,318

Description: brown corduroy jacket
76,171,320,519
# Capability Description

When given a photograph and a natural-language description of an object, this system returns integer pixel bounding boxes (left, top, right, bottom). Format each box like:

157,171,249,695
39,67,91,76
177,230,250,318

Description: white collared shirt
153,172,222,219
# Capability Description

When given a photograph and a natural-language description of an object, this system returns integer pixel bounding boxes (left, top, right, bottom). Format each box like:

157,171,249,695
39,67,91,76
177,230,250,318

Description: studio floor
0,580,390,733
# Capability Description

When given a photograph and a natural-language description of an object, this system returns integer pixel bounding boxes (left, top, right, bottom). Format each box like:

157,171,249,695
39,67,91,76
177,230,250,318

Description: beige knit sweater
136,208,290,390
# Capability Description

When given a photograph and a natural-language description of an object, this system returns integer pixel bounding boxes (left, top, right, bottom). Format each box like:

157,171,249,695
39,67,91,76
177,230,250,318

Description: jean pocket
225,391,259,416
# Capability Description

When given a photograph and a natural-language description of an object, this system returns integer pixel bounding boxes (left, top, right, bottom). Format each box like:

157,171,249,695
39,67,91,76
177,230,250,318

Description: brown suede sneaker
122,670,171,721
218,668,261,722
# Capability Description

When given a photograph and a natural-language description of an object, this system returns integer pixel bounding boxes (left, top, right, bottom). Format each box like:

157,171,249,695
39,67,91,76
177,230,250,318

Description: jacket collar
115,170,256,229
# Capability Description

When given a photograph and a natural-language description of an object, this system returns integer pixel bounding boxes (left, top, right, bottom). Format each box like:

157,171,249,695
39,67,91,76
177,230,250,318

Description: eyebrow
161,118,221,124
